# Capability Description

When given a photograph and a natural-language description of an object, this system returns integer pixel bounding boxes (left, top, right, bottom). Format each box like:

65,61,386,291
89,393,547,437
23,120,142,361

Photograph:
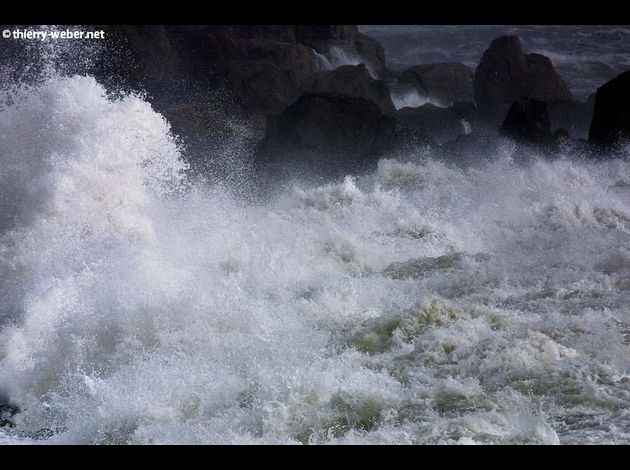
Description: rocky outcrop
400,63,474,106
7,26,613,172
474,36,572,123
309,64,395,114
589,71,630,151
296,25,388,78
71,25,399,177
94,25,392,120
392,104,467,145
548,97,595,140
102,25,320,116
499,98,552,145
258,93,396,177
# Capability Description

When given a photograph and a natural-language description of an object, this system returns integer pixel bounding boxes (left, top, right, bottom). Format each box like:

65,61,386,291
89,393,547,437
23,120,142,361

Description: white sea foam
1,76,630,444
389,83,447,110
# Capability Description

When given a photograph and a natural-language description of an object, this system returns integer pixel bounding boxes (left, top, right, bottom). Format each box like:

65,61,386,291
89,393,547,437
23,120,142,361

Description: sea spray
0,75,630,444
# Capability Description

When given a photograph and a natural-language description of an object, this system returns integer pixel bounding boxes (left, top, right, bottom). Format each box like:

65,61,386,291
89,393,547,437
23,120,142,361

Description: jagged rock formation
474,36,572,125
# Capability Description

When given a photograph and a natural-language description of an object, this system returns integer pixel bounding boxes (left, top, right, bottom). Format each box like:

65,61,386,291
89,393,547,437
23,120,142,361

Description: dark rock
392,104,467,145
101,25,382,114
258,93,396,177
389,128,437,155
548,98,595,140
230,39,317,90
499,98,552,145
400,63,474,106
589,71,630,151
450,101,481,133
96,25,395,120
353,33,389,78
377,66,398,81
297,25,388,78
450,102,479,120
309,64,395,114
222,58,304,115
474,36,572,124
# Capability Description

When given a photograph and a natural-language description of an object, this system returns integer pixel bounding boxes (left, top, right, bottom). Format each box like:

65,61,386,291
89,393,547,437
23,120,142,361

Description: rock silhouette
589,71,630,152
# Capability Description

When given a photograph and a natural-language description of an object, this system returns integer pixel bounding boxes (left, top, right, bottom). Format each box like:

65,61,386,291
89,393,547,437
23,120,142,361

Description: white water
323,46,379,79
1,76,630,444
389,83,448,110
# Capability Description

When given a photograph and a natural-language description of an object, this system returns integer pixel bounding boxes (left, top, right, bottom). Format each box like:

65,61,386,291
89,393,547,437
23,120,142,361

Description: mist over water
1,48,630,444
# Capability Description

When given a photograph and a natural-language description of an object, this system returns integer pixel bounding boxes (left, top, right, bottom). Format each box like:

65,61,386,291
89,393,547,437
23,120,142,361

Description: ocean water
362,25,630,101
1,75,630,444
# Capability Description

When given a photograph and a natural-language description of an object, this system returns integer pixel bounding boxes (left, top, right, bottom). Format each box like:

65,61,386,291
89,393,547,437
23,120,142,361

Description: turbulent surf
0,73,629,444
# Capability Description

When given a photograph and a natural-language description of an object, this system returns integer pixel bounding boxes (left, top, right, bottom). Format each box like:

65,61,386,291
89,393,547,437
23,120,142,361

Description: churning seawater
1,75,630,444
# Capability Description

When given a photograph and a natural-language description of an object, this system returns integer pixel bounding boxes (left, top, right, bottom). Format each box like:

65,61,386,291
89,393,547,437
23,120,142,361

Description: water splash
1,75,630,444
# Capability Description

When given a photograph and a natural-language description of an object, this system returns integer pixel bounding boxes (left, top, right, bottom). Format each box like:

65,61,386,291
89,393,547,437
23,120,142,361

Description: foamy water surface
1,76,630,444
